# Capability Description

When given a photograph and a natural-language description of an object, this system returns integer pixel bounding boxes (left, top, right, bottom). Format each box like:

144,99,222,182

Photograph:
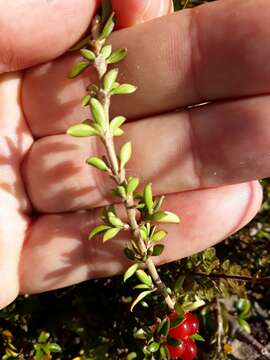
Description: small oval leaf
144,183,154,215
108,212,124,228
124,263,139,282
111,84,137,95
101,44,112,59
68,61,89,79
86,157,109,171
152,244,165,257
120,142,132,168
127,177,139,196
150,211,180,224
103,227,121,242
157,318,170,337
114,128,124,136
136,270,152,288
90,98,106,127
81,94,91,107
89,225,112,240
67,123,99,137
130,290,155,312
110,116,126,134
103,68,119,92
80,49,96,61
100,12,115,39
151,230,167,242
107,48,127,64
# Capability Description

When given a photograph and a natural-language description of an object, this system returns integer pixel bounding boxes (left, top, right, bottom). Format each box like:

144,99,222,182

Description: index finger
0,0,100,73
23,0,270,137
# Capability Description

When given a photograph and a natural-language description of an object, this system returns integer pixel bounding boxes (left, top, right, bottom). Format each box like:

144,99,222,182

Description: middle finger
22,95,270,213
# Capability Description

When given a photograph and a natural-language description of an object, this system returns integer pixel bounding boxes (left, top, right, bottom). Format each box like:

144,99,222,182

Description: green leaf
88,225,111,240
38,331,50,344
174,275,186,291
115,185,126,199
67,123,99,137
81,94,91,107
110,116,126,134
107,48,128,64
157,318,170,337
144,183,154,215
90,98,106,128
108,211,124,228
167,336,182,347
126,352,137,360
46,343,62,353
133,328,147,340
69,35,91,51
101,45,112,59
136,270,152,288
127,177,139,196
103,227,121,242
103,68,119,92
34,348,45,360
133,284,151,290
183,300,206,312
148,342,160,353
80,49,96,61
111,84,137,95
68,61,89,78
174,303,185,317
152,244,165,257
114,128,124,136
170,314,184,329
86,157,109,171
151,230,167,242
238,318,251,333
160,345,170,360
237,298,251,319
124,263,139,282
100,12,115,39
150,211,181,224
120,142,132,168
130,290,155,312
190,333,205,342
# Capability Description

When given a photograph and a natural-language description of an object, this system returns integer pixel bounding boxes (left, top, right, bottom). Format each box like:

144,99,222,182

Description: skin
0,0,268,309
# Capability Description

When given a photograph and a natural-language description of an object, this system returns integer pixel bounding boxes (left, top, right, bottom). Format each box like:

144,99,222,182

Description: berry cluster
167,312,199,359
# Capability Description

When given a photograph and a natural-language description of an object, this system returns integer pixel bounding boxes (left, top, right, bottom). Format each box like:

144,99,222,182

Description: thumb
0,0,100,73
111,0,173,29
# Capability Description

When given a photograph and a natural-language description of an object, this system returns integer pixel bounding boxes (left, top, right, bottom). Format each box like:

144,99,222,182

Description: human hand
0,0,267,309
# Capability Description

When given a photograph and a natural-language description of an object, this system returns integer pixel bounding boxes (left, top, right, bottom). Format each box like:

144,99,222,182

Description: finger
0,73,33,309
112,0,173,29
0,0,100,73
19,182,262,294
23,0,270,137
22,95,270,213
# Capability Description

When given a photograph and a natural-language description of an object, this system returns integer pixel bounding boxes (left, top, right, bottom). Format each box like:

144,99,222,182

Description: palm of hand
1,0,269,309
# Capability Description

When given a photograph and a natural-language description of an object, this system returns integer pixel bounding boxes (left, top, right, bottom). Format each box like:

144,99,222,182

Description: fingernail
141,0,173,21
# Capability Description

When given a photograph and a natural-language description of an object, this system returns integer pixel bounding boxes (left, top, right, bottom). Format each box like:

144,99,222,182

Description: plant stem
89,16,175,311
191,272,270,285
102,93,175,311
228,314,270,359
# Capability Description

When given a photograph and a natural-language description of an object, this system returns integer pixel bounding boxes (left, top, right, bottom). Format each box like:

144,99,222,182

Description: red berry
181,339,197,360
167,342,186,359
184,312,199,335
168,312,191,341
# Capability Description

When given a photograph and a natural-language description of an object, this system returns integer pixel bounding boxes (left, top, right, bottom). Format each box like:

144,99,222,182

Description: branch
228,314,270,360
191,272,270,285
